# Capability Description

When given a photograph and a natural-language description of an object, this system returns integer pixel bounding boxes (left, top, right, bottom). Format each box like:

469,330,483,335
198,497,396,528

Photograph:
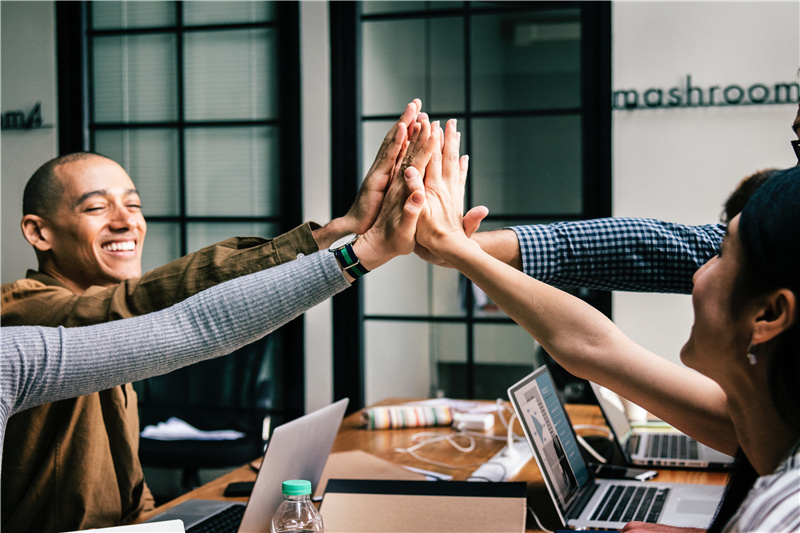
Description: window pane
430,323,468,399
471,10,581,112
183,1,275,25
184,29,276,121
473,323,539,399
94,129,180,217
92,34,178,123
470,115,582,216
365,321,465,404
92,1,175,30
364,255,464,317
187,222,280,253
362,18,464,116
141,222,182,274
185,127,280,217
362,1,463,15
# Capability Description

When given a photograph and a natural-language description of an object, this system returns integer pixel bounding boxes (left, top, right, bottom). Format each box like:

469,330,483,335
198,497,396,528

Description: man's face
42,156,147,292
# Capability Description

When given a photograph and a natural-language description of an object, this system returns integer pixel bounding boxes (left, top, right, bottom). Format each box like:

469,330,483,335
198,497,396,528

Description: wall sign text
1,103,49,130
613,75,799,110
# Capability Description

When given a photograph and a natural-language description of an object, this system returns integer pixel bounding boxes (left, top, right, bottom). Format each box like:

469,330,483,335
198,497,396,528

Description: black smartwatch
329,233,370,278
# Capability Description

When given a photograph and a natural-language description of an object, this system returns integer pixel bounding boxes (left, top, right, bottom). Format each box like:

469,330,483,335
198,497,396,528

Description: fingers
365,100,422,180
399,118,435,180
459,154,469,185
397,168,425,242
442,119,461,183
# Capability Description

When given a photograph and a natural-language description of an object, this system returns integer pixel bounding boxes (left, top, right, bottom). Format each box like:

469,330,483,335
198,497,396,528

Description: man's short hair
23,152,105,217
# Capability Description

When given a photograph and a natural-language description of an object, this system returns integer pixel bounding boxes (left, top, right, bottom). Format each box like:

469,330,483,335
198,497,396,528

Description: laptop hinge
566,483,599,519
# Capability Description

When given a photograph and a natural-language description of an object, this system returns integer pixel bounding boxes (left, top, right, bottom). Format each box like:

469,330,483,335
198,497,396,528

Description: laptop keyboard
590,484,670,524
648,434,699,460
630,433,700,460
186,504,246,533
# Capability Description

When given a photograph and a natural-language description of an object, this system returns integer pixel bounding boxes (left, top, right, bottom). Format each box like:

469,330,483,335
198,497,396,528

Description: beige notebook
320,479,527,533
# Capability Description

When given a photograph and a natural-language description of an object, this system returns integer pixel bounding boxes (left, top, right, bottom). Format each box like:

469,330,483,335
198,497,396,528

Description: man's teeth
103,242,135,252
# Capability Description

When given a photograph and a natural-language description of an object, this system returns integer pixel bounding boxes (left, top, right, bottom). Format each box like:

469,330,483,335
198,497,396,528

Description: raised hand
349,116,439,274
416,119,475,255
413,120,487,266
312,99,423,249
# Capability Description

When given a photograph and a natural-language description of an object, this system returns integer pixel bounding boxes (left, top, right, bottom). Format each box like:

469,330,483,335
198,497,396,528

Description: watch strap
333,241,370,278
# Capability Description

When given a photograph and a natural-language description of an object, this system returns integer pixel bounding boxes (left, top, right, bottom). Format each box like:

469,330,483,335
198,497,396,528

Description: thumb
405,166,424,188
463,206,489,237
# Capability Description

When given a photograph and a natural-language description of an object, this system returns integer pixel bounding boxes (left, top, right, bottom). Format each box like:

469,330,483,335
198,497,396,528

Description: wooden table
138,400,729,532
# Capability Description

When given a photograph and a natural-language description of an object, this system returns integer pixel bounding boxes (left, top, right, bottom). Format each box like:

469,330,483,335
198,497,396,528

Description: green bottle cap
281,479,312,496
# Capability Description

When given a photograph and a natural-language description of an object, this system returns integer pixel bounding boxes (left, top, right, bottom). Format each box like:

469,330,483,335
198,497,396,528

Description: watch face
329,233,358,251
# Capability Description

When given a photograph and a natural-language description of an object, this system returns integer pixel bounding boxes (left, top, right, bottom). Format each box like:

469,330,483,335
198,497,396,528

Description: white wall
300,2,334,411
1,1,58,284
611,1,799,364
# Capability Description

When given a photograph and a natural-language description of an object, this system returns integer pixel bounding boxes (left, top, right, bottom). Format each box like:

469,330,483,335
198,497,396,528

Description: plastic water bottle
270,479,324,533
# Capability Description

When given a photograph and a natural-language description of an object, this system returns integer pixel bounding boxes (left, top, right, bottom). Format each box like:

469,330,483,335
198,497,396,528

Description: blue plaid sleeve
509,218,725,294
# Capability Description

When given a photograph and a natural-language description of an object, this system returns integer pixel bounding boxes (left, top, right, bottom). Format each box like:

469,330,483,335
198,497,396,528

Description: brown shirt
0,224,319,532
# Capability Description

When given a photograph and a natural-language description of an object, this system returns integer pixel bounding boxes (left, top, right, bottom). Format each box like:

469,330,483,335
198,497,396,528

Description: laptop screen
589,382,636,458
509,366,590,513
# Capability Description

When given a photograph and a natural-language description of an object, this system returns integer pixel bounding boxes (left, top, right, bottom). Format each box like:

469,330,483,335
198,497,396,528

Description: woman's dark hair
707,166,800,533
721,168,779,224
737,165,800,430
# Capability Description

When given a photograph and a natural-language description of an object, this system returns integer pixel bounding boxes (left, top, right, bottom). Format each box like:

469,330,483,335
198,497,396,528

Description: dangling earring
747,344,758,366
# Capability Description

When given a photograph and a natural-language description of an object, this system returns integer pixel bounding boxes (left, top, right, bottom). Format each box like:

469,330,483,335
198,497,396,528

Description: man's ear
21,214,53,252
751,289,797,345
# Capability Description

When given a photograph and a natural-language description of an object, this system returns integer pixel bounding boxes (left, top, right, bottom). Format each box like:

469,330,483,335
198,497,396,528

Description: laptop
508,367,724,530
146,398,349,533
589,381,735,470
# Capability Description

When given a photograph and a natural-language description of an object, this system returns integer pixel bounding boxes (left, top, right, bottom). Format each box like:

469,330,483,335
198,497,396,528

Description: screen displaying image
511,370,589,507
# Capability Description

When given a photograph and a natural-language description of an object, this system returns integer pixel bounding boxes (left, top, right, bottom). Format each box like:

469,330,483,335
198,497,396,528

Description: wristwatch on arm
329,233,370,279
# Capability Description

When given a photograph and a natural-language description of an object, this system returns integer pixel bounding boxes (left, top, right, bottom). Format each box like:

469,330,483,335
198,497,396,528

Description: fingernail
411,192,423,205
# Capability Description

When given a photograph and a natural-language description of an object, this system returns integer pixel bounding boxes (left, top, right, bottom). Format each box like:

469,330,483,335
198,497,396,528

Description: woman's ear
751,288,797,345
21,215,53,252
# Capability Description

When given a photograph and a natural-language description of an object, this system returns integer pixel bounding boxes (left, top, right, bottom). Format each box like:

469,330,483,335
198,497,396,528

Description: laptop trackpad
677,498,717,514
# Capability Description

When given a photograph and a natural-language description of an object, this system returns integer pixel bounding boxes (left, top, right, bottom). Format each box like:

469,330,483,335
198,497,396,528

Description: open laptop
508,367,724,530
146,398,349,533
589,381,735,469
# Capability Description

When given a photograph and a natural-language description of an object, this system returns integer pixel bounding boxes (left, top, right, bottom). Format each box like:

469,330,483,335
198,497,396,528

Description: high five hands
343,101,486,277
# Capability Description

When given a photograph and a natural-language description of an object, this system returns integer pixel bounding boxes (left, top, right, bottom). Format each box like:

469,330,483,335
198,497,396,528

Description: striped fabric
510,218,725,294
722,440,800,532
361,405,453,430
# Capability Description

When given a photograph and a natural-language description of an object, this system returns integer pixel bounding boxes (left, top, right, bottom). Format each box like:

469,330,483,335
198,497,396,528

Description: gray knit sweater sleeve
1,251,349,467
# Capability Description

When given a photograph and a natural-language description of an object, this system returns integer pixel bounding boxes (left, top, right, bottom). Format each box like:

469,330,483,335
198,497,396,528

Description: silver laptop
589,381,734,470
146,398,349,533
508,367,724,530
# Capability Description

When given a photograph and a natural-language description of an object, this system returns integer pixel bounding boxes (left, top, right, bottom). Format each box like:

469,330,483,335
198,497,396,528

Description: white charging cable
573,424,614,464
394,431,487,470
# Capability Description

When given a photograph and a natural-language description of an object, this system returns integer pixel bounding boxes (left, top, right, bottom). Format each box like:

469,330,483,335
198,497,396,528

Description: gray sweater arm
2,251,349,418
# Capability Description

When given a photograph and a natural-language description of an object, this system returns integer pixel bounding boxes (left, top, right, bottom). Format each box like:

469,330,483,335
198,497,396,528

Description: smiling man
0,100,427,533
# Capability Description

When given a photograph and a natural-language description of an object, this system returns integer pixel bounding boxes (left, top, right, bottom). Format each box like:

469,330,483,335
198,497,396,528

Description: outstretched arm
414,119,737,455
420,218,724,294
3,251,349,419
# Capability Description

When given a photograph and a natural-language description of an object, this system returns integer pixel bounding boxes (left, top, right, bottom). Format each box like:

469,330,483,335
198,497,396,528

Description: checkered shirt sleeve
510,218,725,294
